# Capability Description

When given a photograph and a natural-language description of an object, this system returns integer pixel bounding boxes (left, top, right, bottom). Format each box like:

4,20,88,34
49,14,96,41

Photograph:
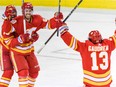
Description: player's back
79,39,115,87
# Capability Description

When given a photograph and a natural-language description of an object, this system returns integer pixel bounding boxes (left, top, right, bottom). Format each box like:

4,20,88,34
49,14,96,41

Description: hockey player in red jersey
0,5,17,87
5,2,63,87
58,24,116,87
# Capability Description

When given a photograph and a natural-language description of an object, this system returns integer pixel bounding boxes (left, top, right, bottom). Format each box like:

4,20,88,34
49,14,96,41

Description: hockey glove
2,6,17,21
49,18,64,29
2,10,12,20
9,33,30,48
54,12,63,21
30,32,39,42
48,12,64,29
18,33,30,43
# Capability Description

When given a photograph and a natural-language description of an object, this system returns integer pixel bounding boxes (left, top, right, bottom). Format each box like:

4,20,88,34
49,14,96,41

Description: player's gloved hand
30,32,39,42
54,12,63,21
49,12,64,29
9,33,30,48
2,8,13,20
58,23,69,35
17,33,30,43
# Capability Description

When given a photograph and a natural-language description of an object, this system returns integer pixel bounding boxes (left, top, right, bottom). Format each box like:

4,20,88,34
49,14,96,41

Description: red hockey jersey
61,31,116,87
7,15,58,54
1,20,16,50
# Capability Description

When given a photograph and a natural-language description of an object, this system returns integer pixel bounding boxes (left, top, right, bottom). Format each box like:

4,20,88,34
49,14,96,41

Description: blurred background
0,0,116,9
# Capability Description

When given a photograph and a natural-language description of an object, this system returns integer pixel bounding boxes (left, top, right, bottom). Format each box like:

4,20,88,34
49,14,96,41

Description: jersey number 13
91,52,108,70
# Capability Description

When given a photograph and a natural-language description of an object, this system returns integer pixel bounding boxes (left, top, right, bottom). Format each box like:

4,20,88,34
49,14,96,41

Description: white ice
0,6,116,87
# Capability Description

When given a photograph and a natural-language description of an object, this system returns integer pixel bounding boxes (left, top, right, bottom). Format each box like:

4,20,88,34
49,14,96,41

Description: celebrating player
0,5,17,87
58,24,116,87
5,2,63,87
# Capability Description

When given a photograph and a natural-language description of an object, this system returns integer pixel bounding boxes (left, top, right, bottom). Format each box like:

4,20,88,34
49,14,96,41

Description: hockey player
6,2,63,87
58,24,116,87
0,5,17,87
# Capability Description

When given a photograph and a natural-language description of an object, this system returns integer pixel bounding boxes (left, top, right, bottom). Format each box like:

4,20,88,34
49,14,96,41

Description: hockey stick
57,0,61,37
22,0,27,34
37,0,83,54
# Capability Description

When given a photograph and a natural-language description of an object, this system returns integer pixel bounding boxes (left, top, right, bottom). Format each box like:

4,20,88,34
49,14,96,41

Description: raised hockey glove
18,33,30,43
2,11,13,20
48,12,64,29
2,11,12,20
49,18,64,29
2,6,17,20
54,12,64,28
30,32,39,42
54,12,63,21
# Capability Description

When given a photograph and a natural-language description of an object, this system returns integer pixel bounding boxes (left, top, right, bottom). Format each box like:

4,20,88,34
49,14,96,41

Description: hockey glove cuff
59,25,69,35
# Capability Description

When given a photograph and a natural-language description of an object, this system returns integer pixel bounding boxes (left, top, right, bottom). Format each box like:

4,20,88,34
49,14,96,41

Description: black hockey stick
57,0,61,37
37,0,83,54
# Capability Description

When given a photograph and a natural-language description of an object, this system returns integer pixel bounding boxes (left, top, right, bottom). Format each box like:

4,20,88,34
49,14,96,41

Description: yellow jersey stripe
84,70,110,78
83,76,112,86
69,37,74,48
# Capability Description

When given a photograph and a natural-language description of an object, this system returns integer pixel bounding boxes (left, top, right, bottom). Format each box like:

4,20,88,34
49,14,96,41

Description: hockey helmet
88,30,102,44
5,5,17,18
21,2,33,14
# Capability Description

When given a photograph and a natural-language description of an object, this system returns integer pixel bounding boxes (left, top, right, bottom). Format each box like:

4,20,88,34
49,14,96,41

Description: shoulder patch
10,19,17,24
